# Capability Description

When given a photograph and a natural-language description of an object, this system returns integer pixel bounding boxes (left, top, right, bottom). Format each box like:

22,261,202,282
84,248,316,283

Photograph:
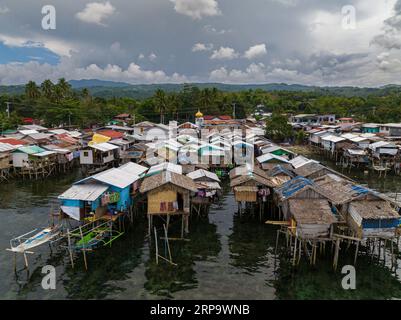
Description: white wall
80,149,93,165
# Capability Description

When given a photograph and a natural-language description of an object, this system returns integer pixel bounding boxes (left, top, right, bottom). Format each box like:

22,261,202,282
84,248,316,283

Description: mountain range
1,79,400,99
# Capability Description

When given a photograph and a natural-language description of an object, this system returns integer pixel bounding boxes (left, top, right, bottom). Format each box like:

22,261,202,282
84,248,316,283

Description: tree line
0,79,401,132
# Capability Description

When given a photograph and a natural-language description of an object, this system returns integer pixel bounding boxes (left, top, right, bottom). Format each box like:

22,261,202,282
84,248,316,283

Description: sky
0,0,400,86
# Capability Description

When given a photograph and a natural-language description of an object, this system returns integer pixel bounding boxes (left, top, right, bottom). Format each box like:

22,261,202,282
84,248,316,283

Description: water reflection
144,216,221,298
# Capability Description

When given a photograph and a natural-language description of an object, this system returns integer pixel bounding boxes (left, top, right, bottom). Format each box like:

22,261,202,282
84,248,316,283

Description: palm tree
56,78,72,100
154,89,168,124
25,81,40,100
41,79,54,100
81,88,91,100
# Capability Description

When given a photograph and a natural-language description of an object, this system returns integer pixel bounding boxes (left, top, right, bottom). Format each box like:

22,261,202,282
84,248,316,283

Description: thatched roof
230,173,274,188
294,162,326,177
140,171,198,193
349,200,399,220
289,199,337,225
294,161,352,181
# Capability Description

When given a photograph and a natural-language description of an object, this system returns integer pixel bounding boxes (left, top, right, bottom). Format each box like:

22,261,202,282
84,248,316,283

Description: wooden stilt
333,238,340,271
293,236,297,266
67,229,74,269
79,226,88,271
354,241,359,265
275,230,280,255
154,227,159,265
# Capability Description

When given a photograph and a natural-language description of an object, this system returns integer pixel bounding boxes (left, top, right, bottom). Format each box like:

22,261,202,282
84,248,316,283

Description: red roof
0,138,28,145
97,130,124,139
56,134,78,145
204,115,232,121
114,113,131,119
22,117,34,124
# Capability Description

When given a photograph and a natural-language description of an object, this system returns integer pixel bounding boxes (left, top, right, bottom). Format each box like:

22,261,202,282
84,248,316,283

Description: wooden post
154,227,159,265
23,252,29,269
333,238,340,271
293,236,298,266
354,241,359,265
181,214,184,239
275,230,280,255
79,226,88,271
297,239,302,265
163,224,172,262
67,229,75,269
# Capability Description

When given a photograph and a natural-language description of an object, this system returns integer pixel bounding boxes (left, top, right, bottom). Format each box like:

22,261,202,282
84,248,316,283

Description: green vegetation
1,80,401,130
265,113,294,142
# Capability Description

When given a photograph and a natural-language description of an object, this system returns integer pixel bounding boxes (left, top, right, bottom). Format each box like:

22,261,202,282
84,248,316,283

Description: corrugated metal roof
15,145,46,154
33,150,56,157
119,162,148,176
90,142,119,152
147,162,182,175
256,153,289,164
321,135,345,143
91,165,142,189
289,155,318,169
27,133,52,140
19,129,39,135
58,184,108,201
187,169,220,182
0,143,19,152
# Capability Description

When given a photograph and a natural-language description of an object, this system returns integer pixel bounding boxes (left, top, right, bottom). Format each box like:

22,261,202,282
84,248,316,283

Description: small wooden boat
7,226,61,253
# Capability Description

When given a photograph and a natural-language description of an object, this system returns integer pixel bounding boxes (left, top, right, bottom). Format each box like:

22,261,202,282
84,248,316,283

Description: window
83,151,89,157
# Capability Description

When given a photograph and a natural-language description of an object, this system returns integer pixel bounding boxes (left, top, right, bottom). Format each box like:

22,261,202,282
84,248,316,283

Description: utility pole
232,102,236,119
68,112,71,127
5,102,11,118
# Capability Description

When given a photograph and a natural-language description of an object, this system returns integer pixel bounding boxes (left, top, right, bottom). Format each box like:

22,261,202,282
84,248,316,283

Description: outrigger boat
7,225,61,254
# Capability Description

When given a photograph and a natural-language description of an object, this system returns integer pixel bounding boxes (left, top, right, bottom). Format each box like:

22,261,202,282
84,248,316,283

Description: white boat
7,227,60,253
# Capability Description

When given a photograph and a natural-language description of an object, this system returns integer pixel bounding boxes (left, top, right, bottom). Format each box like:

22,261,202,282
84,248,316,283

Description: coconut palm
41,79,54,100
154,88,168,124
25,81,40,100
55,78,72,100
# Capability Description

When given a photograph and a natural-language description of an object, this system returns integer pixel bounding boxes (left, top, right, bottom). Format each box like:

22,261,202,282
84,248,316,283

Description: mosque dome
195,110,203,118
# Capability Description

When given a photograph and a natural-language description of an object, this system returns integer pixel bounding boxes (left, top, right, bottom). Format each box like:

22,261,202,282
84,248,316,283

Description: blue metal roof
276,176,314,199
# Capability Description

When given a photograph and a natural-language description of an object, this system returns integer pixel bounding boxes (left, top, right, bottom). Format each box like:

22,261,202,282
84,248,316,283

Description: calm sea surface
1,158,401,299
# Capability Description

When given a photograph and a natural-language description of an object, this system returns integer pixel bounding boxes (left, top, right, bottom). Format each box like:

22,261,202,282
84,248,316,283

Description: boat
7,226,61,253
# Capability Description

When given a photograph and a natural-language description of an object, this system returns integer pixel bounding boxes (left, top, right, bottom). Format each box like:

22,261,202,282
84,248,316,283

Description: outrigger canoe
8,227,60,253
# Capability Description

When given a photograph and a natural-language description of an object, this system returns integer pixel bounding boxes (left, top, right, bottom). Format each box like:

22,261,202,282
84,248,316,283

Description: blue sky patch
0,42,60,65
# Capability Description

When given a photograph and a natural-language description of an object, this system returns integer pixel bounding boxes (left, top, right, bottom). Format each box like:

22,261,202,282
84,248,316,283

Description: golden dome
195,110,203,118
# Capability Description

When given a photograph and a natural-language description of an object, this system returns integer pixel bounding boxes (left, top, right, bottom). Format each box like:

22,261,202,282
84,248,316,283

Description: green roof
15,145,46,154
1,129,17,135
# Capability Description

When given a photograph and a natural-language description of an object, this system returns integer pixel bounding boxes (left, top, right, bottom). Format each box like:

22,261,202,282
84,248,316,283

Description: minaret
195,109,204,127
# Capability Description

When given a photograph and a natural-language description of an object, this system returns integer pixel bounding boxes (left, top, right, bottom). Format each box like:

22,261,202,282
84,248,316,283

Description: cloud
148,53,157,61
210,47,239,60
170,0,221,20
192,43,213,52
0,6,9,14
203,25,231,35
76,1,116,26
372,0,401,50
0,33,74,57
0,60,188,85
244,44,267,59
270,0,298,7
210,63,268,83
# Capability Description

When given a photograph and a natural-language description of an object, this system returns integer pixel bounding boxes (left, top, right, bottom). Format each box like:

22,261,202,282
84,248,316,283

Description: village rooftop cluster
3,111,401,271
